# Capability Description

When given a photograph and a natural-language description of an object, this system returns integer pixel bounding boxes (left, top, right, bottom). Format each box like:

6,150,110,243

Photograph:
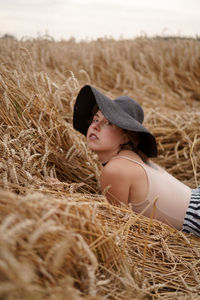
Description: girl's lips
89,133,98,140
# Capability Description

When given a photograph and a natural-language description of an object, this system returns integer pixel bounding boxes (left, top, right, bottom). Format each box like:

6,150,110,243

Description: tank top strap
112,155,147,172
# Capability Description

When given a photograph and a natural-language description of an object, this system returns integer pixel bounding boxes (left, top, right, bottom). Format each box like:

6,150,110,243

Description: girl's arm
100,163,131,206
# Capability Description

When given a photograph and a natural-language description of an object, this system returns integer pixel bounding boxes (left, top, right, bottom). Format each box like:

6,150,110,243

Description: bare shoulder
100,159,130,190
105,155,142,170
100,155,149,205
102,157,129,176
101,155,141,180
102,155,148,183
100,157,132,205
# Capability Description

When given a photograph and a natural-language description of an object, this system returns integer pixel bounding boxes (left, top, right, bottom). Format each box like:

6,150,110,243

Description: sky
0,0,200,41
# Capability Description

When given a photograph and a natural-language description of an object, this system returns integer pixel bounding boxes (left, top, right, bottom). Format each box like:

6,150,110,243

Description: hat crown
114,96,144,124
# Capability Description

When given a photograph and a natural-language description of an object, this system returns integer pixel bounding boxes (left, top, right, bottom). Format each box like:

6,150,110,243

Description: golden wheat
0,36,200,299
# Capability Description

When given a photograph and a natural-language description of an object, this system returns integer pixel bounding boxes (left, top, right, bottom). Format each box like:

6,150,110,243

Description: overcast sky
0,0,200,40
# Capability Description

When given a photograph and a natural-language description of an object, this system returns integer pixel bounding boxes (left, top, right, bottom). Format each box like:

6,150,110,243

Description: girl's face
86,110,129,162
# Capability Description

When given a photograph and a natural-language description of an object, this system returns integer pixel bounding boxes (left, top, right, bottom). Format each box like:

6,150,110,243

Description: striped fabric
182,186,200,237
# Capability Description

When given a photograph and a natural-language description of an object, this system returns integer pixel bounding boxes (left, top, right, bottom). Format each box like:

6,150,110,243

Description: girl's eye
91,118,112,126
92,119,99,124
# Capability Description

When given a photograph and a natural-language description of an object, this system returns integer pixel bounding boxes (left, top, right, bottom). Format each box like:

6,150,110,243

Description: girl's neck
97,149,121,165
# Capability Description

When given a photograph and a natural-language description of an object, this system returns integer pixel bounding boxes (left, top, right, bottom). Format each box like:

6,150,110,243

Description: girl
73,85,200,237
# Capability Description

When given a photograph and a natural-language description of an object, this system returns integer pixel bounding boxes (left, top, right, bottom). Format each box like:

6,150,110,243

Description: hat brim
73,85,157,157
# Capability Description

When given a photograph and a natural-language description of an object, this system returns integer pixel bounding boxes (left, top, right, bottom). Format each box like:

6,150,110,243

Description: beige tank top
118,156,191,230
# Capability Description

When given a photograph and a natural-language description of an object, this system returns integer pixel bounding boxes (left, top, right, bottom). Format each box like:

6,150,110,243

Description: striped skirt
182,186,200,237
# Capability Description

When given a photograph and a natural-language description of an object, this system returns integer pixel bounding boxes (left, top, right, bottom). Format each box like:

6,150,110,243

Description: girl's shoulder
102,151,144,177
102,157,127,175
108,150,143,166
100,155,135,198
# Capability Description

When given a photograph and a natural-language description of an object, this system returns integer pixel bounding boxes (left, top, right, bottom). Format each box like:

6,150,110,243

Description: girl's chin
87,142,96,150
87,144,102,153
87,140,98,148
88,145,99,151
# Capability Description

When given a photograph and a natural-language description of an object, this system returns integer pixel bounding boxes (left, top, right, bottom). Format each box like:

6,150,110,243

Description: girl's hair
120,131,148,162
92,104,99,117
88,104,99,125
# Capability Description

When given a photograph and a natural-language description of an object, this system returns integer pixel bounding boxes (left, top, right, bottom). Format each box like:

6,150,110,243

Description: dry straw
0,36,200,299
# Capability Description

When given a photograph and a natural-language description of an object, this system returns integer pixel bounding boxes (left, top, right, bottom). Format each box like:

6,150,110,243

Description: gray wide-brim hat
73,85,157,157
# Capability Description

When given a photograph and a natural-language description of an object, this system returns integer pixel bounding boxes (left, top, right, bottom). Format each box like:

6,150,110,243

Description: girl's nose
93,122,101,131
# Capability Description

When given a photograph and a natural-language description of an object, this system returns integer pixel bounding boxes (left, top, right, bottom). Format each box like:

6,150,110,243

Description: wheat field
0,36,200,299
